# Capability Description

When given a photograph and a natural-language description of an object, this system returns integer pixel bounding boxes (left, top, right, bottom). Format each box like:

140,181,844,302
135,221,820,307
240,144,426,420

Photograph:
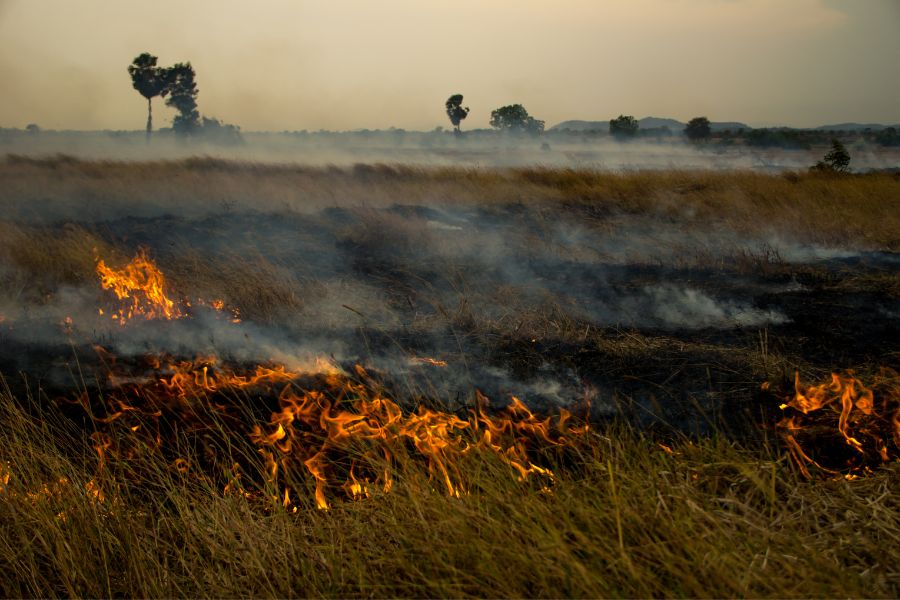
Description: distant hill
551,117,750,133
549,120,608,132
635,117,685,130
708,122,751,132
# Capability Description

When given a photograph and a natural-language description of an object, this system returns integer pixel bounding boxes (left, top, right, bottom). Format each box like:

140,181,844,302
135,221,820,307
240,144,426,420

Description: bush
489,104,544,135
813,139,851,173
609,115,638,139
684,117,711,141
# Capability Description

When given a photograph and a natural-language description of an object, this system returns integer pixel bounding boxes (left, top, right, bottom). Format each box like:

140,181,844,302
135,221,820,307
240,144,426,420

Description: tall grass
1,157,898,249
0,382,897,598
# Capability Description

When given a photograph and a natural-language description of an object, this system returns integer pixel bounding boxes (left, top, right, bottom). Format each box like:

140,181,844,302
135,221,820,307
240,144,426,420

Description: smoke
0,197,794,371
624,285,788,329
2,158,897,417
2,130,900,172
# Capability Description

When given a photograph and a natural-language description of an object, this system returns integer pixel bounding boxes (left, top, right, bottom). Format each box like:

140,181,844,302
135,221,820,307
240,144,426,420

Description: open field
0,156,898,597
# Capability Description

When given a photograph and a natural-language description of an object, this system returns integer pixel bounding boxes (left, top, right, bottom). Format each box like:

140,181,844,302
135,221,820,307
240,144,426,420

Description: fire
156,356,303,397
775,370,900,478
96,248,182,324
75,352,590,511
410,357,448,367
0,462,106,520
95,249,243,325
193,298,241,323
74,246,876,501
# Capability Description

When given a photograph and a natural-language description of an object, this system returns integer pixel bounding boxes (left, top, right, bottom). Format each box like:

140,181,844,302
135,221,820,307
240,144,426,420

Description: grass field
0,156,898,597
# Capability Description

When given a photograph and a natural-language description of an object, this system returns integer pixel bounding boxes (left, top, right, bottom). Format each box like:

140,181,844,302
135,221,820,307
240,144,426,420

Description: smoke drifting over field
0,158,897,420
3,130,900,172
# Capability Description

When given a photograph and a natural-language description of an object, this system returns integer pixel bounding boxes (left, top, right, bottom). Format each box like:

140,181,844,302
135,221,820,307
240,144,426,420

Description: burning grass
0,157,898,596
1,381,897,598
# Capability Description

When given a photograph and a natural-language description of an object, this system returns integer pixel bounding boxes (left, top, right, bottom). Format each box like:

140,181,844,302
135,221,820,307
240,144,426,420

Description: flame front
81,246,896,511
77,354,589,511
85,249,585,511
775,370,900,478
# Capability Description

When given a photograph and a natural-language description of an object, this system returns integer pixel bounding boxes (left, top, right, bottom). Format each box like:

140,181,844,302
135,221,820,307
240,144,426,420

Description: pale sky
0,0,897,131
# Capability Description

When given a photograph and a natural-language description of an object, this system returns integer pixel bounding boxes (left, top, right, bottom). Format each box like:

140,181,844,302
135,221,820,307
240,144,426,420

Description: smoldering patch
624,285,789,329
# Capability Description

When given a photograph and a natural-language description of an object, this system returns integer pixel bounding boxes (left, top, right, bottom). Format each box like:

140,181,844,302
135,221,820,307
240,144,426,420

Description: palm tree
128,53,168,141
445,94,470,134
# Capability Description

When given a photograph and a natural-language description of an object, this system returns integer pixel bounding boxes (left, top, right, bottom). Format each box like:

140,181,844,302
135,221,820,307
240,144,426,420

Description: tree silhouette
200,116,243,145
814,139,851,172
685,116,711,141
128,53,168,141
489,104,544,135
609,115,638,139
164,63,200,136
445,94,470,133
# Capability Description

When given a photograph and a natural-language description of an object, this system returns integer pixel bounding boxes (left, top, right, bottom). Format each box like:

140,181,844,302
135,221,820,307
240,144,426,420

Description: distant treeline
549,125,900,149
3,124,899,151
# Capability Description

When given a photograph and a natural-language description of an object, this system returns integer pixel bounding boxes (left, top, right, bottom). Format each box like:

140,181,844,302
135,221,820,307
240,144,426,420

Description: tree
684,116,711,141
164,63,200,136
199,117,243,145
609,115,638,139
814,139,851,172
127,53,169,141
489,104,544,135
445,94,470,133
875,126,900,147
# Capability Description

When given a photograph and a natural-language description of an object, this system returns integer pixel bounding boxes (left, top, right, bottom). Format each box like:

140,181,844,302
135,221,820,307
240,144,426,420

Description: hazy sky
1,0,897,131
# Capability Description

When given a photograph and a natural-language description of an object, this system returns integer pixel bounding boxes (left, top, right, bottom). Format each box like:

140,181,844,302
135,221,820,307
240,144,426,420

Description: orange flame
95,251,241,325
410,357,448,367
775,370,899,478
80,353,589,511
96,248,182,324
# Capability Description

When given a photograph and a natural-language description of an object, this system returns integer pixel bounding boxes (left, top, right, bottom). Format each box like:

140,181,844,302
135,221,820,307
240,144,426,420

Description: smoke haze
2,131,900,172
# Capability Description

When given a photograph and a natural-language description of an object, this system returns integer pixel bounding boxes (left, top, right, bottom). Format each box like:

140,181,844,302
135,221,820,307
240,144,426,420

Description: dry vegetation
0,156,898,597
1,155,899,246
1,386,897,598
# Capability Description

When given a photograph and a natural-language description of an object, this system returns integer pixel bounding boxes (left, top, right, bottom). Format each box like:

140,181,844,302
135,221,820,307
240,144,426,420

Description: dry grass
1,159,898,327
0,384,897,598
1,156,898,249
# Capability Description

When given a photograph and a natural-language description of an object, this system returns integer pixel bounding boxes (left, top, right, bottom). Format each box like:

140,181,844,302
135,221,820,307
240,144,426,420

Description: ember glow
0,464,106,522
776,371,900,478
410,357,448,367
